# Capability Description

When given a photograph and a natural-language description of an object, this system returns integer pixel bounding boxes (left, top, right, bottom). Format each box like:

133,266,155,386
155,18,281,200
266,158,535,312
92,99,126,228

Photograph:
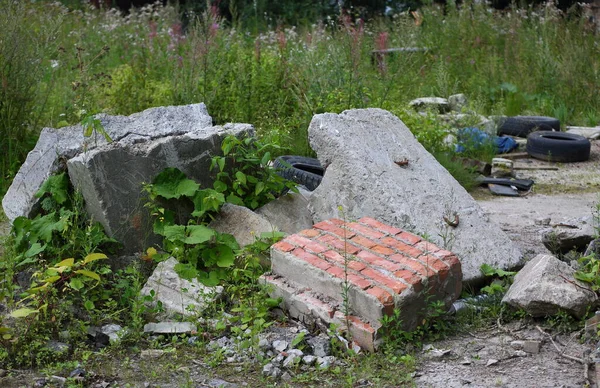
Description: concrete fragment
3,103,212,223
256,187,314,235
143,321,197,334
502,254,597,318
491,158,514,178
448,94,468,112
307,109,521,283
209,203,277,247
140,257,223,318
542,216,596,254
566,126,600,139
141,349,165,359
409,97,450,113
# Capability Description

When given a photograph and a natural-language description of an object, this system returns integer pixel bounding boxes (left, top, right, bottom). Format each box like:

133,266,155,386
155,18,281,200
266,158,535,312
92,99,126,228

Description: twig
535,325,587,364
558,274,597,296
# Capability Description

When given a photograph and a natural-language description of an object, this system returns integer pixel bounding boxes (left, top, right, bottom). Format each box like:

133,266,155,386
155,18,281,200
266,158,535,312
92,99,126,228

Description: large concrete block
3,103,212,222
307,108,523,284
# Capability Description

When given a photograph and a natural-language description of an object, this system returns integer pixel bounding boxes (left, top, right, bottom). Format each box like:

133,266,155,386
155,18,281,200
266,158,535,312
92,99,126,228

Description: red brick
328,218,345,225
433,248,454,259
397,231,422,245
350,235,378,249
371,245,395,256
287,235,329,254
442,254,461,268
347,222,385,240
360,268,407,294
415,240,441,253
347,274,372,289
356,251,402,272
358,217,403,235
296,292,336,318
348,260,366,272
323,250,345,264
273,241,295,252
389,254,431,276
366,286,394,305
317,234,361,255
292,248,331,271
394,270,424,292
314,220,356,238
380,237,423,258
422,255,450,282
299,228,320,238
327,265,346,279
346,315,376,334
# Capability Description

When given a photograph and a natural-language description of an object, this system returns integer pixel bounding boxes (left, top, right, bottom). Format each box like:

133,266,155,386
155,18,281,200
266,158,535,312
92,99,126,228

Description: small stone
287,349,304,357
0,369,6,377
282,372,292,381
448,94,468,112
69,367,86,378
307,336,331,357
258,338,271,350
140,349,165,359
510,340,524,350
143,322,197,334
187,336,198,345
535,217,551,226
226,357,236,363
317,356,336,369
302,355,317,366
486,359,499,367
522,340,541,354
46,341,70,354
459,357,472,365
514,350,527,357
33,378,47,388
101,324,126,343
262,363,282,378
283,354,301,368
50,376,66,386
272,340,288,353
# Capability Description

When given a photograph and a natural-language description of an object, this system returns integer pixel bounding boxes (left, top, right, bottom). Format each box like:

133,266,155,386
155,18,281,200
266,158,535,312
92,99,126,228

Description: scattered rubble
541,216,596,254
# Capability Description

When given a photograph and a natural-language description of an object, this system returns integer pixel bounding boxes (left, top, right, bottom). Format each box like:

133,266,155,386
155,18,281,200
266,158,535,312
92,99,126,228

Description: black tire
273,156,324,191
497,116,560,138
526,131,591,162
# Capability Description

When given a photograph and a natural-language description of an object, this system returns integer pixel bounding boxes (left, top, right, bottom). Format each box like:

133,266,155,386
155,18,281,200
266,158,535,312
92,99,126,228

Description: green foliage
480,263,516,296
211,135,297,210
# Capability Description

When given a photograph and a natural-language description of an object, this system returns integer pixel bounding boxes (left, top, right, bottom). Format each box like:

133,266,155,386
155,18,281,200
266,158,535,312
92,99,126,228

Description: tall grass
1,1,599,194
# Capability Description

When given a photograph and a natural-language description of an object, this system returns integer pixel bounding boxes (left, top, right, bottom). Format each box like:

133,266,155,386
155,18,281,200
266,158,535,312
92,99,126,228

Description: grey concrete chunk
3,103,212,222
307,109,522,283
209,203,277,247
143,321,197,334
409,97,450,113
502,254,597,318
140,257,223,318
256,187,314,235
541,216,596,254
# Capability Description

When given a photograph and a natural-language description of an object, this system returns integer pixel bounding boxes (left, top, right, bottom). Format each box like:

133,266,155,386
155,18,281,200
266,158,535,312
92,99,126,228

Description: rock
140,257,223,318
46,340,70,355
535,217,551,226
100,324,126,343
262,363,282,378
255,187,314,235
272,340,289,353
514,350,527,357
317,356,336,369
307,109,522,283
486,359,499,367
448,94,468,112
409,97,450,113
3,103,212,223
502,254,598,318
49,376,66,386
87,327,110,348
258,338,271,350
522,340,541,354
143,321,197,334
566,126,600,140
584,238,600,258
283,353,302,368
491,158,514,178
302,355,317,365
542,216,596,253
281,372,292,381
140,349,165,359
307,335,331,357
0,368,6,377
209,203,276,247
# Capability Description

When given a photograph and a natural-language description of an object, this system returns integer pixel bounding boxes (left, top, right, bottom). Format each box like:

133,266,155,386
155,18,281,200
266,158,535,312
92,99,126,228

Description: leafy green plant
210,134,297,210
480,263,516,296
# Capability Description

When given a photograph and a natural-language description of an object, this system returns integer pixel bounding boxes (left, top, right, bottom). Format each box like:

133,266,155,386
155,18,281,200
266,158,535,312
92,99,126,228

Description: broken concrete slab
541,216,596,254
143,321,197,334
307,108,522,284
409,97,450,113
209,203,277,247
67,122,252,254
140,257,223,318
255,187,314,235
448,94,468,112
502,254,598,318
3,103,213,222
566,126,600,140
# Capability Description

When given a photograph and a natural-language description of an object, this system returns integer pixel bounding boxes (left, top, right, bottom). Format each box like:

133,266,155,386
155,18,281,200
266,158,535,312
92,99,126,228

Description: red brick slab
267,216,463,351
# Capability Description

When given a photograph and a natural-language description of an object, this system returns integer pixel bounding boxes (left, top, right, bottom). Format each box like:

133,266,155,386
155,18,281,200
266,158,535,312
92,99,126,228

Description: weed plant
1,1,599,195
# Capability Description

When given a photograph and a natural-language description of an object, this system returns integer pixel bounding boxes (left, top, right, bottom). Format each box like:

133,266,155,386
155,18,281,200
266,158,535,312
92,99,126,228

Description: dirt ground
416,139,600,388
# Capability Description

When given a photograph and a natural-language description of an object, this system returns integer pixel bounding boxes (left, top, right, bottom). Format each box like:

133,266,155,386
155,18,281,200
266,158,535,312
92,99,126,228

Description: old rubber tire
497,116,560,138
526,131,591,162
274,156,324,191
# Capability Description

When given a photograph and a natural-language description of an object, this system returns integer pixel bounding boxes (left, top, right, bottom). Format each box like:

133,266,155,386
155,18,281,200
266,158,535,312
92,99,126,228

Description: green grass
2,1,599,195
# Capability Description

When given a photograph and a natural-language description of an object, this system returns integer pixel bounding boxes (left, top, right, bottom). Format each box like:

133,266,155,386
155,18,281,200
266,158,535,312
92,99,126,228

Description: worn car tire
273,156,324,191
497,116,560,138
526,131,591,162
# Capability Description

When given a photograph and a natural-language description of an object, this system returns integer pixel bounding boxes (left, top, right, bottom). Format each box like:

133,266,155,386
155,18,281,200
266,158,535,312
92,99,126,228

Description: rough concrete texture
541,215,596,253
566,126,600,139
264,216,462,350
3,103,212,222
502,254,597,318
68,122,252,254
255,187,314,235
140,257,223,318
209,203,278,247
307,109,522,284
409,97,450,113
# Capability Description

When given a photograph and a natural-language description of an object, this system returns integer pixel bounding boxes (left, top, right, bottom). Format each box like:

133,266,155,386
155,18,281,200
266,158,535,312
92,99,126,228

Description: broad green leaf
255,182,265,196
83,253,108,264
84,300,95,311
213,180,227,193
235,171,247,185
24,243,46,258
17,256,39,268
151,168,199,199
217,157,225,172
28,282,49,294
217,233,240,250
226,194,244,206
163,225,187,242
55,258,75,268
202,245,235,268
184,225,215,245
75,269,101,281
36,173,70,204
41,276,61,284
261,152,271,166
30,212,67,242
10,308,38,318
174,263,199,280
197,269,222,287
69,278,84,290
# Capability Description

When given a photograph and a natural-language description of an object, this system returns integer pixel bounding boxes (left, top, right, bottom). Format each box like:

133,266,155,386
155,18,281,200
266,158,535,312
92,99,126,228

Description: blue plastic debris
455,127,518,154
